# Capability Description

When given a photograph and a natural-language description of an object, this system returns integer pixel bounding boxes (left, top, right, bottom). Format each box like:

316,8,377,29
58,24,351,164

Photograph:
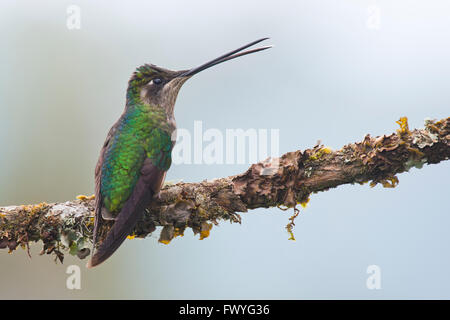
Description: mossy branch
1,117,449,263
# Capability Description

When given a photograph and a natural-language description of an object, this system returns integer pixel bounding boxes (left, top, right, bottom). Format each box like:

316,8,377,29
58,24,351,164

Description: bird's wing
90,124,118,260
88,126,173,268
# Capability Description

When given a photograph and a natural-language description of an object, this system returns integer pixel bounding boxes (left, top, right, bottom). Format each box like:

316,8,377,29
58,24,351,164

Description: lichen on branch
1,116,449,263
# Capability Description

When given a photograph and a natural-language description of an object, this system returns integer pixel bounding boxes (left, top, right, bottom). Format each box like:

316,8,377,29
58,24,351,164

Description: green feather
100,95,173,214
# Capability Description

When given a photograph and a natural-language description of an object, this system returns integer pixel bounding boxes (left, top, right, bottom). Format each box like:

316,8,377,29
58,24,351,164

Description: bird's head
127,38,272,116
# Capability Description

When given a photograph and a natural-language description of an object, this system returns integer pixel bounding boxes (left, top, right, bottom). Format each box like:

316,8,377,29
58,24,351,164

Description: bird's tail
87,182,153,268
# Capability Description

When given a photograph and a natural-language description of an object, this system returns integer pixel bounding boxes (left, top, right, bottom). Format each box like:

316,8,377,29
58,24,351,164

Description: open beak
179,38,272,78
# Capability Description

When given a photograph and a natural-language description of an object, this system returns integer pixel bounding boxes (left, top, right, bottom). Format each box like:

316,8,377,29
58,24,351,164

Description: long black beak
180,38,272,77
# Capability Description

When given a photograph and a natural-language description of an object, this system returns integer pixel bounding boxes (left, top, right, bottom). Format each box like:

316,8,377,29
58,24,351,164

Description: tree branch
1,117,449,263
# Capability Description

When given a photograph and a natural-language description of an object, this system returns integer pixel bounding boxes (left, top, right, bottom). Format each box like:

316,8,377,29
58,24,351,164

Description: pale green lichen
412,131,439,149
304,167,313,178
404,157,427,171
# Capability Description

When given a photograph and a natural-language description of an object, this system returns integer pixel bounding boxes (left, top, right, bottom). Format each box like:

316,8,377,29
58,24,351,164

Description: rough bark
1,117,449,263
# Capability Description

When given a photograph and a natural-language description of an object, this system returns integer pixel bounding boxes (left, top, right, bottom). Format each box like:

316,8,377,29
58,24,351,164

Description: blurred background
1,0,449,299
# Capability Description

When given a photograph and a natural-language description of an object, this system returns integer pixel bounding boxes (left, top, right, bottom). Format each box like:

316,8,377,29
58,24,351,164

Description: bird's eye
152,78,162,85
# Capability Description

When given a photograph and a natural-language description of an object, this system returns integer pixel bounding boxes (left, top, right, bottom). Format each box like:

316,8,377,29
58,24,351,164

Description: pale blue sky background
0,0,449,299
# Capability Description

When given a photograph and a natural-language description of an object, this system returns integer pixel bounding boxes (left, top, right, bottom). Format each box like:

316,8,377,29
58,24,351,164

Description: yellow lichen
285,207,300,241
84,216,95,228
19,202,48,216
308,146,333,161
126,235,136,240
76,194,95,201
286,226,296,241
322,146,332,154
396,117,410,136
370,176,399,188
382,176,399,188
199,223,213,240
300,197,310,208
199,230,210,240
173,227,185,238
159,239,171,245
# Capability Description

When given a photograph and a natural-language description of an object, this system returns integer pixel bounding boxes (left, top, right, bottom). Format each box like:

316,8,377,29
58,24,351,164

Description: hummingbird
87,38,272,268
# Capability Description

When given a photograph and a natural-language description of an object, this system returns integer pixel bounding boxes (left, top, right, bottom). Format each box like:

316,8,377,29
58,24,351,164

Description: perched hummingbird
87,38,272,268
